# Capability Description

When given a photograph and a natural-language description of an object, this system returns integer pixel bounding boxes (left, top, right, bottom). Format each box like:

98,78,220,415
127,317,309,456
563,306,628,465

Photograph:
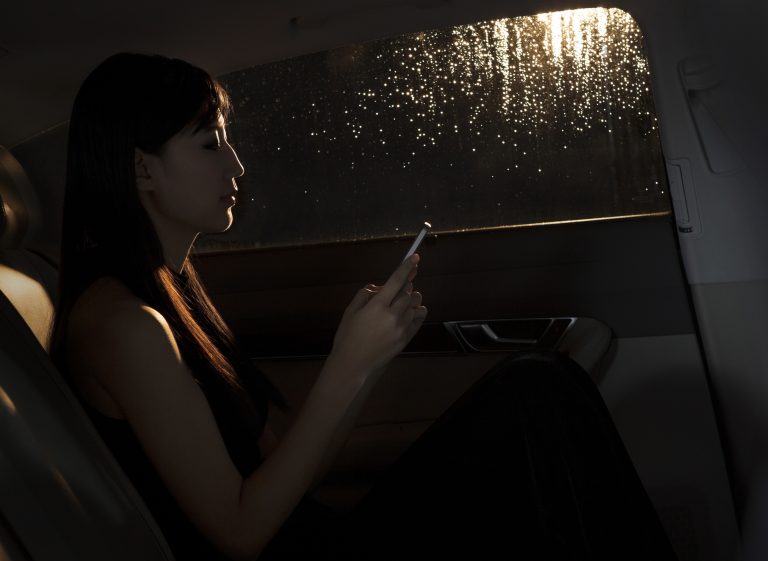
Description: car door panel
195,213,736,559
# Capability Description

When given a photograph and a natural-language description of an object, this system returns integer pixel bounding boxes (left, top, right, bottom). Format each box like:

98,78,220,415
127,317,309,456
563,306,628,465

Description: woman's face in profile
136,113,245,236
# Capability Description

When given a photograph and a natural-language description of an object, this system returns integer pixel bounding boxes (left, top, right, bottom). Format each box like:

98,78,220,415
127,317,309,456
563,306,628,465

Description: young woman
50,52,677,561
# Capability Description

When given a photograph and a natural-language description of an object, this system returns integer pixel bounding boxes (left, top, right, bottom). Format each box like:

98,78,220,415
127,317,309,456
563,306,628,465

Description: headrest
0,146,43,250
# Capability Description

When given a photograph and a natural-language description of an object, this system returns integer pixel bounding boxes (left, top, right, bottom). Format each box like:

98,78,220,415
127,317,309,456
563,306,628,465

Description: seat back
0,145,175,561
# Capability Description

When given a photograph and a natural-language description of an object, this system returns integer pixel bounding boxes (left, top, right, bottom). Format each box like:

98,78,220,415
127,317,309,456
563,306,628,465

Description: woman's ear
135,148,153,192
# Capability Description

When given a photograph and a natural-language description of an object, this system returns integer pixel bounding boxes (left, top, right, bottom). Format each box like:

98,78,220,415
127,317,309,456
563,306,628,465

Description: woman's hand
328,254,427,383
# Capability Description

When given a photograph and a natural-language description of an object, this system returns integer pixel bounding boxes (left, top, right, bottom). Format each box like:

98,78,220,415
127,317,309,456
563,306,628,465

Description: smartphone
402,221,432,265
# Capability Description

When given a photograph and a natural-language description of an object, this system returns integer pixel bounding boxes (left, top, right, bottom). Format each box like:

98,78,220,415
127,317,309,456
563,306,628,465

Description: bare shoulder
72,277,173,344
69,276,142,338
76,279,184,378
67,277,180,417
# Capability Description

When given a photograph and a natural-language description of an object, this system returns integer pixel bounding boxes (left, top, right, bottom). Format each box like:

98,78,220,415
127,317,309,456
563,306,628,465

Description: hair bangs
190,79,232,135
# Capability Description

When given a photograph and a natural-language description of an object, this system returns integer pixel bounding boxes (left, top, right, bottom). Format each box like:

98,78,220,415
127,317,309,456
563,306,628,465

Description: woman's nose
227,145,245,178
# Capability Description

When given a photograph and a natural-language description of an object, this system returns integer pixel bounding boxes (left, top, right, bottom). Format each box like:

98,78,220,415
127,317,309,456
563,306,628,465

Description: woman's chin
201,213,235,234
217,216,234,233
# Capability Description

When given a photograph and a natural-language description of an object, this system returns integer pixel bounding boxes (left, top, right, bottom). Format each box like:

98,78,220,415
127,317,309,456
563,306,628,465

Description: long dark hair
50,53,290,466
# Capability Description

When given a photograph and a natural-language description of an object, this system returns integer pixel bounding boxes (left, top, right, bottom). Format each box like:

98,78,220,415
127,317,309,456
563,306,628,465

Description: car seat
0,145,175,560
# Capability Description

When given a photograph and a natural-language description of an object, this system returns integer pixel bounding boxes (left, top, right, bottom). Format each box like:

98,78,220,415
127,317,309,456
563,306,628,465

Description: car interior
1,0,765,559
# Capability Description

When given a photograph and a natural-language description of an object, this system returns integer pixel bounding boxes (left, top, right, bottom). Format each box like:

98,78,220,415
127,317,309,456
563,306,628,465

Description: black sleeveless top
79,388,342,560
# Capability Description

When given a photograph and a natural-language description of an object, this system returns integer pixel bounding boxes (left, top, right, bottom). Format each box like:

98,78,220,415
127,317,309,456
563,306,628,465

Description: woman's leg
330,351,678,561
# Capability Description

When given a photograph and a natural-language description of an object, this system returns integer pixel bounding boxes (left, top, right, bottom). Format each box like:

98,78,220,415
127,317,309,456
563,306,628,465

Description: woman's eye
204,143,222,151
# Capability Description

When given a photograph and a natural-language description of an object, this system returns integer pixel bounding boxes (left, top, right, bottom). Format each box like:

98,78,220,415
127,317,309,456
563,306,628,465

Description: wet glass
195,7,669,253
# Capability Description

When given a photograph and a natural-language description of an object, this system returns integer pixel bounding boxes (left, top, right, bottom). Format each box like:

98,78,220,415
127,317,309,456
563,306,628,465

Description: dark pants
261,351,678,560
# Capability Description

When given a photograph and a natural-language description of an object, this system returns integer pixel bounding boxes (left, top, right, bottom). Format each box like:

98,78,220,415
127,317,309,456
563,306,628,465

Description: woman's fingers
366,283,421,311
374,256,419,307
392,284,418,315
403,306,428,340
365,259,418,303
366,263,421,312
411,291,422,306
347,285,375,315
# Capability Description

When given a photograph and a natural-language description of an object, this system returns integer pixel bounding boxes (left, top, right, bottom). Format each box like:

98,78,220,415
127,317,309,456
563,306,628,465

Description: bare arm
305,282,414,491
306,364,387,492
239,354,380,540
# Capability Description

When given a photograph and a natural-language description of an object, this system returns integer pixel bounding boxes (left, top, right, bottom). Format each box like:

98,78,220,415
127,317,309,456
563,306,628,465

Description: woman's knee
481,351,604,407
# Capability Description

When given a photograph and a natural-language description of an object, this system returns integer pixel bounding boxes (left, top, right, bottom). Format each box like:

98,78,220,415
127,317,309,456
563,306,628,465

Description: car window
195,7,669,253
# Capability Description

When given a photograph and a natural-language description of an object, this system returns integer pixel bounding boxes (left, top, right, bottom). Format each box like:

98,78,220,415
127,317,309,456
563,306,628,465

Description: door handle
474,323,540,345
447,318,574,352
